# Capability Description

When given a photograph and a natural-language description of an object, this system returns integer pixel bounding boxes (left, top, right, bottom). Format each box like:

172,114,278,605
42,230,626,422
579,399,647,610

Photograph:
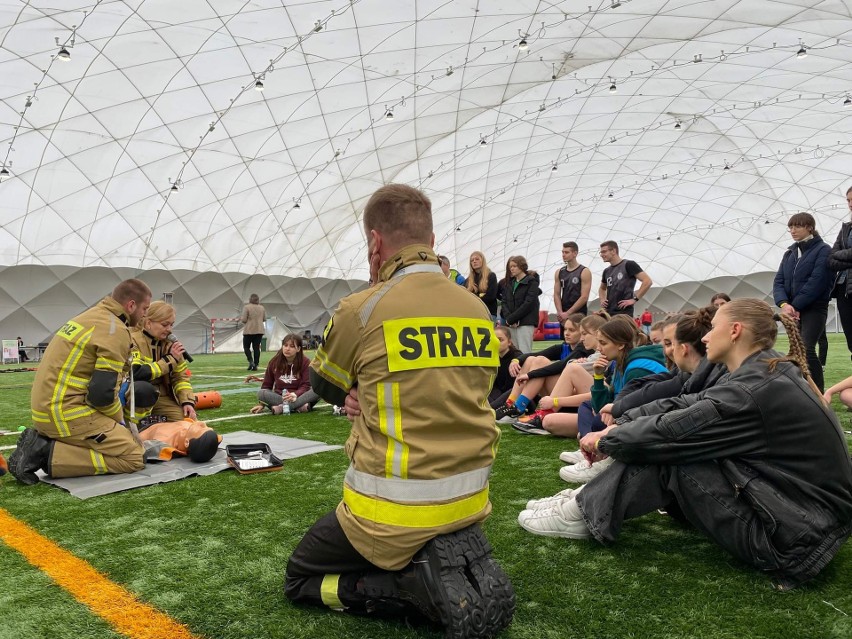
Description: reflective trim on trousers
344,465,491,503
342,485,489,528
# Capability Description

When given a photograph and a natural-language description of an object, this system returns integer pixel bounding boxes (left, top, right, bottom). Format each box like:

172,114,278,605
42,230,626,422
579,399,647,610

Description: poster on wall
2,339,19,363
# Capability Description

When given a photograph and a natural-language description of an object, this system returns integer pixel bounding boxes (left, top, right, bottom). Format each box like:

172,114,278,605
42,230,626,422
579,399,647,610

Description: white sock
556,496,583,521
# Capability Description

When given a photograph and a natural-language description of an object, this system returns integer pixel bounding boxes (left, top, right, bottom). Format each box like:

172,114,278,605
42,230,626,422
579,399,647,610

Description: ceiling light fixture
656,234,661,241
294,199,301,209
255,79,264,91
797,41,807,58
608,191,614,198
0,166,9,177
609,78,617,93
57,46,71,61
611,1,622,8
723,161,730,170
479,136,487,146
674,120,682,129
551,164,558,172
845,95,851,108
519,38,528,51
764,219,771,225
169,178,182,192
385,108,394,121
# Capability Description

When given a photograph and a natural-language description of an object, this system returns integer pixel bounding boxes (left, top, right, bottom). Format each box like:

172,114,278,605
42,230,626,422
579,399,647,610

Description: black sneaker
494,404,521,424
511,415,549,435
8,428,51,485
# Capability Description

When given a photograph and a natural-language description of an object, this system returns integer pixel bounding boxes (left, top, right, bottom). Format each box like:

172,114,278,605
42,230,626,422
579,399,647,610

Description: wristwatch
633,295,639,302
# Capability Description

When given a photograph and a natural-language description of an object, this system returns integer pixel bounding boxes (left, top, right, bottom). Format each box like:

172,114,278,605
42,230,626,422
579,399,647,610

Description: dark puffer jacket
772,236,832,310
500,272,542,327
828,221,852,297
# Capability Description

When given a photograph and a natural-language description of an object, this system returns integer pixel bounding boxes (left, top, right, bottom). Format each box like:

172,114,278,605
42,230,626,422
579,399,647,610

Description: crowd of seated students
514,298,852,590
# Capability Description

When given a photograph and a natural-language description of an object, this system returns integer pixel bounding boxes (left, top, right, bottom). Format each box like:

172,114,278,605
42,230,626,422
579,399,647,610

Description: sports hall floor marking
0,507,203,639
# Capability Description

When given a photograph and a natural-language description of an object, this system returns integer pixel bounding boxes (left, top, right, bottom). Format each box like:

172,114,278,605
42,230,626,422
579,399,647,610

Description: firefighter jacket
31,296,133,438
310,244,501,571
130,329,194,407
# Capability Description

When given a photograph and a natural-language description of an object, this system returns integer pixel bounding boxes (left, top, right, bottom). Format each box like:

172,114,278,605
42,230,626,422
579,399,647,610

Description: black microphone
166,334,194,363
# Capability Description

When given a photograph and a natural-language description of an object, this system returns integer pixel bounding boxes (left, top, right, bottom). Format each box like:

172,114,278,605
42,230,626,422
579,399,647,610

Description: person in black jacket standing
464,251,499,322
772,212,832,391
500,256,541,353
828,185,852,360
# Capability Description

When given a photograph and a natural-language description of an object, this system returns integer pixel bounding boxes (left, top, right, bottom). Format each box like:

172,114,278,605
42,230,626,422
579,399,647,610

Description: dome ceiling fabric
1,0,851,288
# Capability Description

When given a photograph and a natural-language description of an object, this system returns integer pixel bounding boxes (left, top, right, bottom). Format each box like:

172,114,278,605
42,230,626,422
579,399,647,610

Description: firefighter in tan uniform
9,279,152,484
130,301,196,423
285,185,515,639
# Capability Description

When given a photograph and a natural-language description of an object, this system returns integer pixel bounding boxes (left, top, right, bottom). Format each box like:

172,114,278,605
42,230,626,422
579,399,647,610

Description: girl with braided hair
518,299,852,590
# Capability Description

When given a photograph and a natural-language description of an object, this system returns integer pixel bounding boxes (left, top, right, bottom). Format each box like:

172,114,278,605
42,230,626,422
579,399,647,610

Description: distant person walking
828,185,852,360
240,293,266,371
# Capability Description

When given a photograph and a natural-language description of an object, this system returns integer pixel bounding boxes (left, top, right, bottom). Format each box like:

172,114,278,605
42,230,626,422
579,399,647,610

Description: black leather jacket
603,350,852,587
828,221,852,297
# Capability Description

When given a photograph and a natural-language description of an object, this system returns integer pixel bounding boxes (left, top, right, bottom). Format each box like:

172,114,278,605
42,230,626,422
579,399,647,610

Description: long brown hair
721,299,823,401
267,333,307,378
598,315,639,372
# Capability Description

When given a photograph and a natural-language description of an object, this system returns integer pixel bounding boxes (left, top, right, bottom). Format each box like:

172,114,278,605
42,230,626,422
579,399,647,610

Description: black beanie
187,430,219,463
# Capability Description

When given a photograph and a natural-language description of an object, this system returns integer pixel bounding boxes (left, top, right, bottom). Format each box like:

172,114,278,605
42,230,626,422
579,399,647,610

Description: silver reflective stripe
393,264,443,278
344,465,491,502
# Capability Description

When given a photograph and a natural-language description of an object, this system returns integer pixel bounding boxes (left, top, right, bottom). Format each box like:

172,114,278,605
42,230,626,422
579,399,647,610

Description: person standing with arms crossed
285,184,515,638
598,240,652,317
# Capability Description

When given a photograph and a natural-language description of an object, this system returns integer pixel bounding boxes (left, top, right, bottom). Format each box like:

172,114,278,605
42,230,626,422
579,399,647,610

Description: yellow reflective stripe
174,382,192,393
62,406,97,421
95,357,125,373
343,486,489,528
89,450,108,475
377,383,407,479
149,362,163,378
66,375,88,388
50,326,95,437
31,412,51,424
175,361,187,373
320,574,342,609
32,409,49,418
100,401,122,417
313,347,353,389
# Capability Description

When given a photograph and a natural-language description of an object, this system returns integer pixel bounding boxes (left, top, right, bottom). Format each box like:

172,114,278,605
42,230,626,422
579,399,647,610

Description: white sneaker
525,485,583,510
559,456,615,483
517,505,591,539
559,450,585,464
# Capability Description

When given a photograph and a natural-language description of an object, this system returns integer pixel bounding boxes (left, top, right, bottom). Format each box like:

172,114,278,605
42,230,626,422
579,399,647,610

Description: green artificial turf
0,338,851,639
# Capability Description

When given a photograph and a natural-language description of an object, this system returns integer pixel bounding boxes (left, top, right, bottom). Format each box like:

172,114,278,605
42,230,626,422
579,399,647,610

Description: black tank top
603,260,636,314
558,264,587,314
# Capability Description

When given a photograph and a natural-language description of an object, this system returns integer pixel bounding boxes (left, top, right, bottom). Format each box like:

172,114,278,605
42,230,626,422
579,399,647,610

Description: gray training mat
37,430,342,499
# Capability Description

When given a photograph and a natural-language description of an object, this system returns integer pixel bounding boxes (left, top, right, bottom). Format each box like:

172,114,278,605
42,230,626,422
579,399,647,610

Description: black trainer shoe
494,404,521,424
511,415,549,435
8,428,51,485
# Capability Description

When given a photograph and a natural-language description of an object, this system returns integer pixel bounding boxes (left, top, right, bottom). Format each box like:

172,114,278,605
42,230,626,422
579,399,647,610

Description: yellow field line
0,507,202,639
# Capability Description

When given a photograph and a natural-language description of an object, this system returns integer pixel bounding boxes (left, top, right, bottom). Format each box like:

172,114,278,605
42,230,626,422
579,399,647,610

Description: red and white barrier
210,317,240,353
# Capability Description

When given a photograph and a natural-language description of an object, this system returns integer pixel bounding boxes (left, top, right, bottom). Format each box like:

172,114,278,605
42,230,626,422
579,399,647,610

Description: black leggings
243,334,262,366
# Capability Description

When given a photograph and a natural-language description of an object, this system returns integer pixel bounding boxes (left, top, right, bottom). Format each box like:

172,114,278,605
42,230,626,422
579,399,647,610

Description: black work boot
359,524,515,638
8,428,51,485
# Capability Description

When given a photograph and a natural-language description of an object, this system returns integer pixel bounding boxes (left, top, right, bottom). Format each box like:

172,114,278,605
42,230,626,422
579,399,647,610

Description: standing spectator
240,293,266,371
598,241,652,317
464,251,499,322
438,255,465,285
773,212,832,392
500,256,541,354
828,185,852,360
640,308,653,336
554,241,591,321
710,293,731,308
